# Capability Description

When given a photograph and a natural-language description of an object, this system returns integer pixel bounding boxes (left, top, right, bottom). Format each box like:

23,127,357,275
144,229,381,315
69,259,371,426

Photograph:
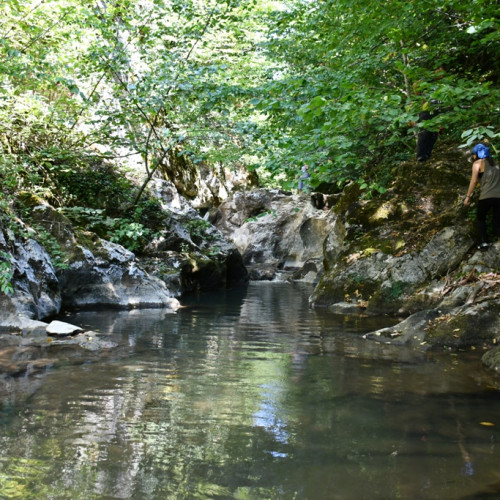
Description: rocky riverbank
2,143,500,375
212,144,500,373
0,179,246,351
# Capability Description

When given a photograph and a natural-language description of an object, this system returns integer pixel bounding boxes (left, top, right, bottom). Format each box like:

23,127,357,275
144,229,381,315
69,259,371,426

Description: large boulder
29,201,180,311
362,268,500,370
142,179,248,290
212,189,341,281
57,237,180,310
311,225,474,314
0,226,61,330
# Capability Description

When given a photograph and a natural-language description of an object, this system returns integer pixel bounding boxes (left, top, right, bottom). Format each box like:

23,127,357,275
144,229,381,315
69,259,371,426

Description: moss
310,275,346,306
367,281,410,314
71,229,114,260
179,252,226,291
346,231,399,257
426,311,497,348
362,247,379,256
17,191,47,208
370,202,395,222
398,292,442,315
333,182,362,216
74,229,100,249
331,143,472,262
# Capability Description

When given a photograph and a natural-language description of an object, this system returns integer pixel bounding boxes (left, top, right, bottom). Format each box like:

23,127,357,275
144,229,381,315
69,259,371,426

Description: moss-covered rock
311,143,476,314
425,301,500,349
482,346,500,373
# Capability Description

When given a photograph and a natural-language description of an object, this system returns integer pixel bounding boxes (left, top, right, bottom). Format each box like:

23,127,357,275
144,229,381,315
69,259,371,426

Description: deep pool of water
1,282,500,500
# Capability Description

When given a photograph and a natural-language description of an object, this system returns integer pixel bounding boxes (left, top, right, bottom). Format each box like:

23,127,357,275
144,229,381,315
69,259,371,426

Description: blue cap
472,143,491,159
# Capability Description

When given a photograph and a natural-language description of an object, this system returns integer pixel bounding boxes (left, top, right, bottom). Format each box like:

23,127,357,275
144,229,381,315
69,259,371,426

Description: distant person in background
463,143,500,251
416,100,441,162
411,68,446,162
297,164,311,193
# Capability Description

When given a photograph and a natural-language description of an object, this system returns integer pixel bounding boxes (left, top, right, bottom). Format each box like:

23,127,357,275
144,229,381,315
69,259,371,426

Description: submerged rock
0,322,118,377
363,310,440,347
47,331,118,351
0,345,54,376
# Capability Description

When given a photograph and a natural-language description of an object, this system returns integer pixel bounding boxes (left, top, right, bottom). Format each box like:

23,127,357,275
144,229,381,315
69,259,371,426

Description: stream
1,281,500,499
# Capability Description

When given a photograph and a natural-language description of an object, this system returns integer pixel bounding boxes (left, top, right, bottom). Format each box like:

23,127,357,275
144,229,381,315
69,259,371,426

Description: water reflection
0,282,500,499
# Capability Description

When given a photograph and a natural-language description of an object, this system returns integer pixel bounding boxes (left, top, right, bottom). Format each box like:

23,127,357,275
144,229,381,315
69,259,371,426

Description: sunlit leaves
250,0,499,190
0,0,498,197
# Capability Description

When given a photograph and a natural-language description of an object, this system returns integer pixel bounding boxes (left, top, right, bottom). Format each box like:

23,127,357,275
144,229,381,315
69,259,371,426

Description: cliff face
212,188,344,281
155,150,259,210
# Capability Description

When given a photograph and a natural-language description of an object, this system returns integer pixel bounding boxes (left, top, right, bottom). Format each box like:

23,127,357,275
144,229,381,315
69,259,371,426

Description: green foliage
460,126,500,150
59,207,106,229
252,0,500,191
128,199,168,231
31,226,70,270
60,206,161,254
184,218,216,244
386,281,407,301
0,0,498,259
358,179,387,199
0,0,272,215
106,219,151,253
245,209,277,223
0,251,14,296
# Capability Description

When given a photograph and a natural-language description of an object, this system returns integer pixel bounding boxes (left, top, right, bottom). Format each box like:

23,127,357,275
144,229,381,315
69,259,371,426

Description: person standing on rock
297,164,311,193
410,99,442,162
463,143,500,251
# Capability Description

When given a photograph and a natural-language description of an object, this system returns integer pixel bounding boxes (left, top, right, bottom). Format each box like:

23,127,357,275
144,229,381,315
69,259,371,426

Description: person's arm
464,160,482,206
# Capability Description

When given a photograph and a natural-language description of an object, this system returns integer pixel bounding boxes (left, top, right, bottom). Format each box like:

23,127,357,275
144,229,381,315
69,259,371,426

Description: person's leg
417,130,438,162
491,198,500,239
427,131,438,157
476,199,490,245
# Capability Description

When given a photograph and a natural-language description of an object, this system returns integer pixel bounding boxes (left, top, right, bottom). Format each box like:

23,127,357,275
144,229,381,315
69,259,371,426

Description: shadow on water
1,281,500,499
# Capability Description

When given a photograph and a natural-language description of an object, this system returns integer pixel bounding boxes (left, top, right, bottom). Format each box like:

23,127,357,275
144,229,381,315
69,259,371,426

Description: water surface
1,282,500,499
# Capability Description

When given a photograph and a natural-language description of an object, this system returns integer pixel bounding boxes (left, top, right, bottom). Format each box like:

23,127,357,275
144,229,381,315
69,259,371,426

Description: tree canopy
0,0,498,201
253,0,499,191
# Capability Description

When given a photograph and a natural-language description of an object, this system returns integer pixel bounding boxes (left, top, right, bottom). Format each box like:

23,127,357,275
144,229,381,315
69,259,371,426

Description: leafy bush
31,227,70,270
106,219,152,253
183,218,216,245
0,251,14,296
60,207,157,253
128,199,168,231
